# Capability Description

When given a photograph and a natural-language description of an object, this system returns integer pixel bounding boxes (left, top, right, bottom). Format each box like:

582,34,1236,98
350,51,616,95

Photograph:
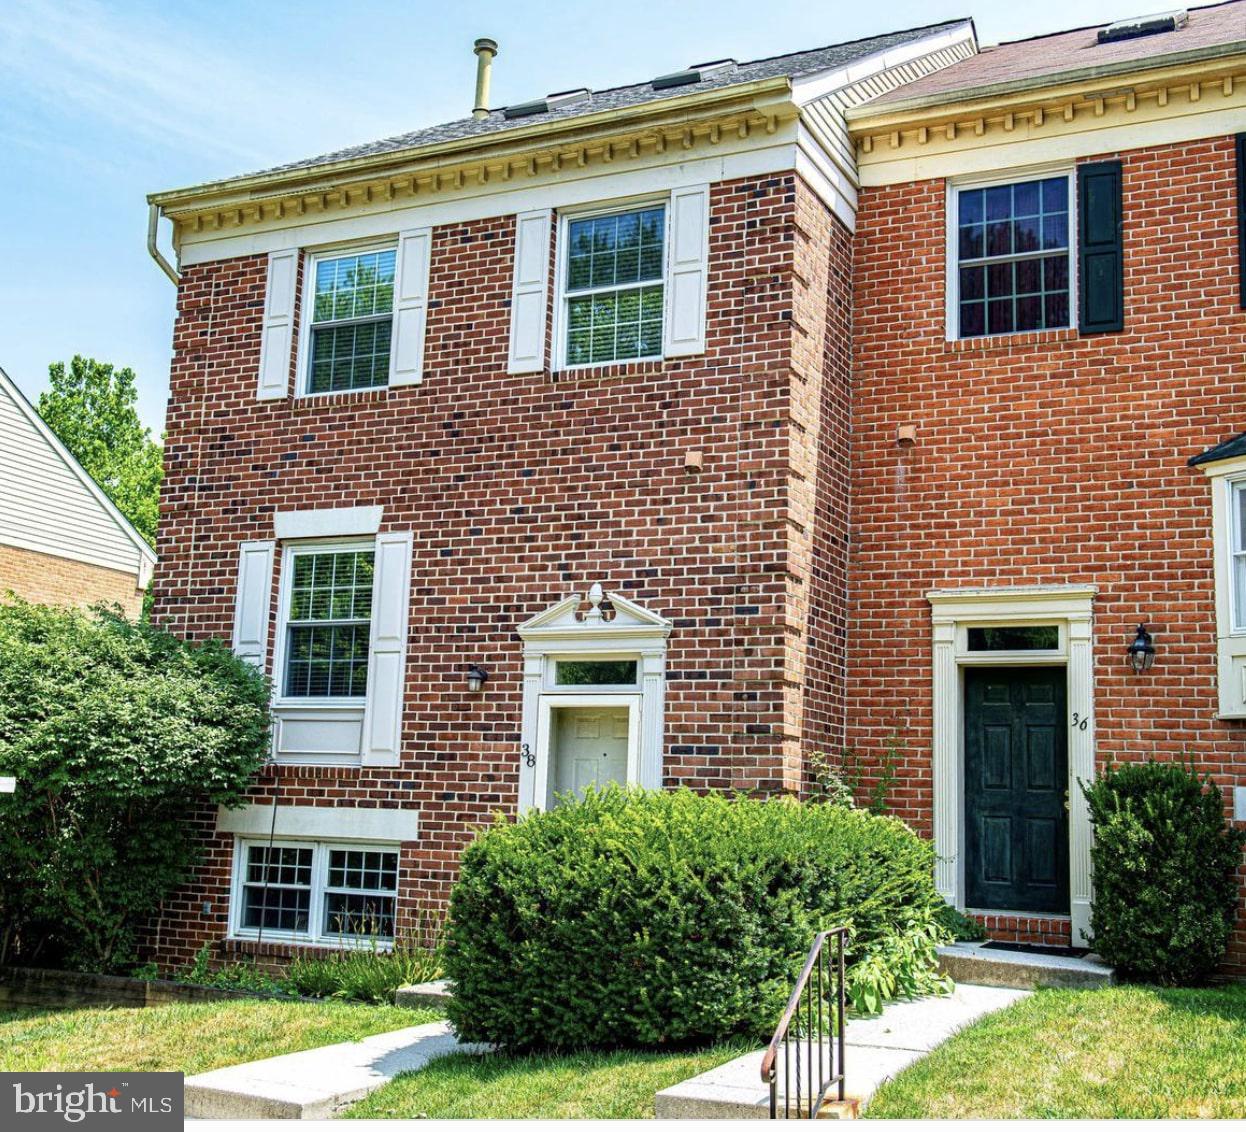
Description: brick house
145,3,1246,969
0,365,154,617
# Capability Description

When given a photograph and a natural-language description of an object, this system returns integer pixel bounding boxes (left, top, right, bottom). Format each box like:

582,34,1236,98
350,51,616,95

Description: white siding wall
0,380,147,578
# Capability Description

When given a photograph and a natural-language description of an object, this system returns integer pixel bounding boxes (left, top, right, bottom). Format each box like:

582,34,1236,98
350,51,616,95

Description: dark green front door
964,666,1069,915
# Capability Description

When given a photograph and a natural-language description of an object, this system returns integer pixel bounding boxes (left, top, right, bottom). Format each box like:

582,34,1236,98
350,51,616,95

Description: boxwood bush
1083,760,1246,985
445,787,948,1051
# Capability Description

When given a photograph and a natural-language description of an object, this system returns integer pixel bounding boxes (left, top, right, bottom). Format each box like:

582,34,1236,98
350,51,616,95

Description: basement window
232,840,399,944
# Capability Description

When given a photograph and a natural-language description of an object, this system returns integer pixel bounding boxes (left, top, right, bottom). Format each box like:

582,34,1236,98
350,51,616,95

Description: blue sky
1,0,1146,431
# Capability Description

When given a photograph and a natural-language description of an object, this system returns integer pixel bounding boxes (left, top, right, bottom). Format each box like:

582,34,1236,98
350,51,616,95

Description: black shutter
1077,160,1124,334
1236,133,1245,310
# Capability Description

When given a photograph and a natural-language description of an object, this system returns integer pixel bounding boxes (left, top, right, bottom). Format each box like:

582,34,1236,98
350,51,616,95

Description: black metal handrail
760,927,848,1119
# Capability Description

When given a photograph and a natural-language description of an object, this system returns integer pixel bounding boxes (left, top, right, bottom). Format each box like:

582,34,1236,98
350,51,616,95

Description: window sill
289,385,403,410
551,358,672,381
221,935,393,960
946,326,1078,354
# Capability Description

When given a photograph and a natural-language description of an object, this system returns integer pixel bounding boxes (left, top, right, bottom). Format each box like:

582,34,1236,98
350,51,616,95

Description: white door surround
517,583,672,812
927,585,1096,946
544,701,636,808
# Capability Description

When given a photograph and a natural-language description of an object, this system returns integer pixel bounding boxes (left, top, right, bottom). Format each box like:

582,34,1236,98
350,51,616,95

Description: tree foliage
0,601,271,972
37,356,163,546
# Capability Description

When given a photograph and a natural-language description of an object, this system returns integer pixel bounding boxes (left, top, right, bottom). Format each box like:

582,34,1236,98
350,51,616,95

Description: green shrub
934,901,987,943
0,601,270,972
445,787,949,1051
1083,760,1246,985
178,944,291,996
287,938,443,1004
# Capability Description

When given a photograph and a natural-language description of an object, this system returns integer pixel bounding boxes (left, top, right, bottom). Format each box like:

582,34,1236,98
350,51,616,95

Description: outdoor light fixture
466,665,489,693
1127,624,1155,674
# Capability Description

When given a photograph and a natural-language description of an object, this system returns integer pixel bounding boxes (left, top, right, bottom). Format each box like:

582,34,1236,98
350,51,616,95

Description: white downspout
147,203,180,286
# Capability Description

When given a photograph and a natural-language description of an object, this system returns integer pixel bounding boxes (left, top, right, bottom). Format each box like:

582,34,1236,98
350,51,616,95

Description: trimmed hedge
445,787,948,1051
1084,760,1246,985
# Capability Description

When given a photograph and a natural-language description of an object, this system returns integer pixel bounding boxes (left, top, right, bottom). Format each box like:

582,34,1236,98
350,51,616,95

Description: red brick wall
849,135,1246,964
148,172,854,968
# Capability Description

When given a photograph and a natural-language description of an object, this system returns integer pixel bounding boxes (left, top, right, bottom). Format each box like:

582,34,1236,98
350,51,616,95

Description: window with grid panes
1232,482,1246,632
564,206,665,365
323,848,399,939
306,249,396,393
955,176,1070,338
283,548,374,698
240,845,313,933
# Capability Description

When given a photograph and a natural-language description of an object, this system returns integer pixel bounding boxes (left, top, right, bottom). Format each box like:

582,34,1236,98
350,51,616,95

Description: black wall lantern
1127,624,1155,673
466,665,489,693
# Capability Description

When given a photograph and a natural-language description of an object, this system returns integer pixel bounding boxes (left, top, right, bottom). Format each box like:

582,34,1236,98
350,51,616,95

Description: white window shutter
663,184,710,357
257,250,298,400
507,209,552,374
361,531,413,766
389,228,433,386
232,540,275,670
1217,638,1246,717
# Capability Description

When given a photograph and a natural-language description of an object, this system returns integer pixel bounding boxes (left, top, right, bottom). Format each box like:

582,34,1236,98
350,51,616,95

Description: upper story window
951,174,1072,339
306,248,396,394
561,205,666,367
282,545,374,698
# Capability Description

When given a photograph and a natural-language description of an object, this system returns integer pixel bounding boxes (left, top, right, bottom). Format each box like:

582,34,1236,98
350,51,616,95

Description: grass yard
343,1042,750,1120
0,999,441,1076
867,983,1246,1119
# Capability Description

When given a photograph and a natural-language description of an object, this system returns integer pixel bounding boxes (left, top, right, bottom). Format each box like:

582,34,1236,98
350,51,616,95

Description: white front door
549,705,630,806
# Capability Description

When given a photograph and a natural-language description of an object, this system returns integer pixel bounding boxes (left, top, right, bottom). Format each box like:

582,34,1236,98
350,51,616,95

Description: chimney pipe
473,38,498,120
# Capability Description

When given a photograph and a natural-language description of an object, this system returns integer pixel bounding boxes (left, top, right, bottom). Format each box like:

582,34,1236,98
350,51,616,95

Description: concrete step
394,978,454,1009
938,941,1114,990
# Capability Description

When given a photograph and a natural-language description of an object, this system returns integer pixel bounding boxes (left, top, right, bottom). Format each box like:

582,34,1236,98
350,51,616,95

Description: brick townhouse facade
145,3,1246,970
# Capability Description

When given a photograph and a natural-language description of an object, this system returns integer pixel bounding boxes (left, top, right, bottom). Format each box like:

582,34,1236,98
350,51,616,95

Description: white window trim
228,837,400,949
551,196,671,373
295,240,399,399
270,537,375,764
944,165,1077,343
1198,455,1246,718
1231,479,1246,634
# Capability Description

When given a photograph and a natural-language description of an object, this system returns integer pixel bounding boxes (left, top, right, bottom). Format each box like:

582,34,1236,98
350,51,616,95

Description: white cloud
0,0,400,174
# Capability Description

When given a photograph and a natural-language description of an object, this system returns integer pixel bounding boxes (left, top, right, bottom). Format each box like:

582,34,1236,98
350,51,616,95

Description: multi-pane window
323,849,399,939
564,206,665,366
240,845,313,933
235,842,399,943
306,249,396,393
283,548,374,698
955,176,1071,338
1233,483,1246,631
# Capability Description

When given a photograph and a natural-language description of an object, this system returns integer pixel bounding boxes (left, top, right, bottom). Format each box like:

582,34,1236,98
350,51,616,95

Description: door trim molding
927,584,1096,945
517,584,671,812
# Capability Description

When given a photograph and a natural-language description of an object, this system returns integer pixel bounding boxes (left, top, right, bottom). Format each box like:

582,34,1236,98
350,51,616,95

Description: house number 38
1071,713,1090,732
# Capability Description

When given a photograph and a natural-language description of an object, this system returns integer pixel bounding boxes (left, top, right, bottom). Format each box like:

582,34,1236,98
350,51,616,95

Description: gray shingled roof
1189,432,1246,466
240,19,969,182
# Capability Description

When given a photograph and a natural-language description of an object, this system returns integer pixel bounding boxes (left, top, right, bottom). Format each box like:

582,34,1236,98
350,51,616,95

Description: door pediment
518,582,672,646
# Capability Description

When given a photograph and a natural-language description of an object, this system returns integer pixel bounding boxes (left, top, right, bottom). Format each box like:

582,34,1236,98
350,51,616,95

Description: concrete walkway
184,1020,484,1119
654,983,1029,1119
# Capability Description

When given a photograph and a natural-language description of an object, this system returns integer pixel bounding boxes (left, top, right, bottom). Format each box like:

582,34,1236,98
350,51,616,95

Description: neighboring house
0,365,155,617
144,2,1246,970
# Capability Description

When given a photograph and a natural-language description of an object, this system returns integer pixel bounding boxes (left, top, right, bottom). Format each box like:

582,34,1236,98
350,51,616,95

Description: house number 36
1071,713,1089,732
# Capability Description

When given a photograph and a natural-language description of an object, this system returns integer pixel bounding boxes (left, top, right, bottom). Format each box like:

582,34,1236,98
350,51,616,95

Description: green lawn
867,983,1246,1119
343,1043,749,1120
0,1000,441,1076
